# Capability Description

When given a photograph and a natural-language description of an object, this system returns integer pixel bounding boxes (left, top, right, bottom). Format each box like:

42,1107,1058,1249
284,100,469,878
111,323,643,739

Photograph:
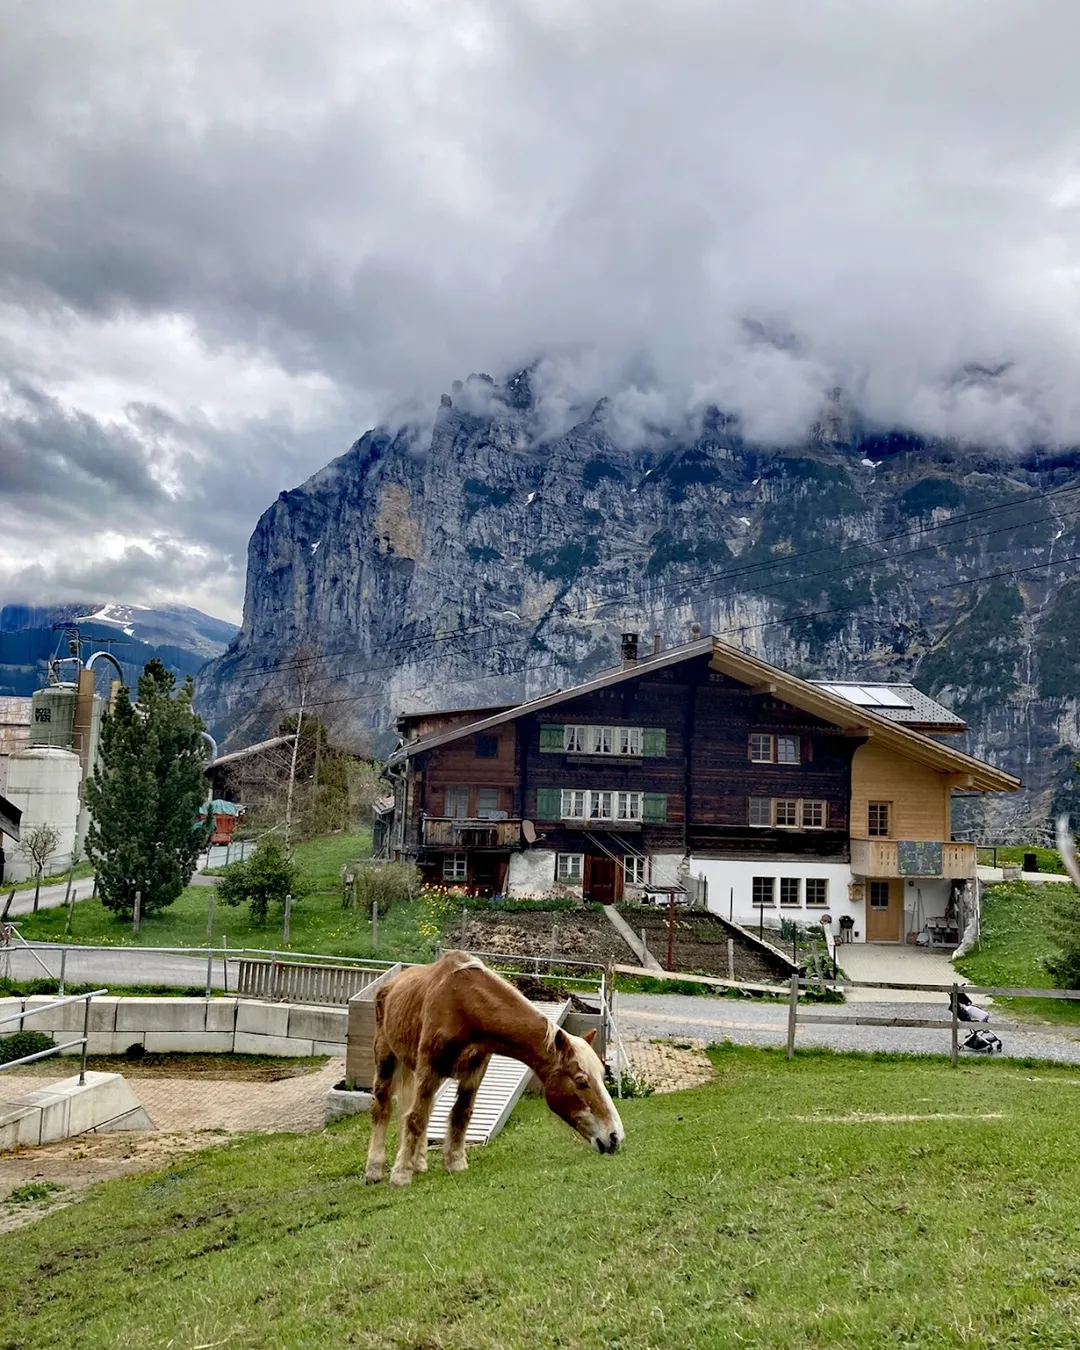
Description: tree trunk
33,866,42,913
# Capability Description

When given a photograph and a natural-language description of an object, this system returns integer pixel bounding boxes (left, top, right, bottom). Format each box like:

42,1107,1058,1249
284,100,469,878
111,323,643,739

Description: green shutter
643,792,668,823
539,724,565,753
535,787,561,819
642,728,667,758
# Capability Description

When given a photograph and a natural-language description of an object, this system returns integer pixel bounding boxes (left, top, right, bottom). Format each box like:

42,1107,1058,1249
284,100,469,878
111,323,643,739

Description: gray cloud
2,0,1080,616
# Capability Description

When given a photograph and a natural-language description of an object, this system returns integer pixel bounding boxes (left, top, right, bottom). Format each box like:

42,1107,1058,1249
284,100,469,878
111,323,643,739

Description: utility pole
283,698,305,858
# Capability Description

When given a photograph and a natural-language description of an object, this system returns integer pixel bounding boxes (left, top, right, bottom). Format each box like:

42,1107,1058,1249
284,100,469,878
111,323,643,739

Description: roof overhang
0,792,22,843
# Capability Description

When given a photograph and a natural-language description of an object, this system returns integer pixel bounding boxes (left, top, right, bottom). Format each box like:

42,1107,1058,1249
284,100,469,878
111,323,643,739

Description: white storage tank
3,746,82,882
31,685,77,750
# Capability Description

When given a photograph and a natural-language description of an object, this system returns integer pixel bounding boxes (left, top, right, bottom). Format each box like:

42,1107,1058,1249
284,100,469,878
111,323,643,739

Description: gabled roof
391,636,1020,794
809,681,966,732
208,734,296,770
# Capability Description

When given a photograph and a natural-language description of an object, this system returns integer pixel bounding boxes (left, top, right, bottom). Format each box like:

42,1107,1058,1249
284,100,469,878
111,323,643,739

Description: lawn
7,831,438,962
4,1045,1080,1348
976,844,1067,874
2,860,95,895
955,881,1080,1024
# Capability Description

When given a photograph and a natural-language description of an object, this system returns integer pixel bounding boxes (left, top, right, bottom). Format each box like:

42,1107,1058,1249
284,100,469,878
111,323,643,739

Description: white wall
507,849,562,897
4,747,82,881
693,856,857,934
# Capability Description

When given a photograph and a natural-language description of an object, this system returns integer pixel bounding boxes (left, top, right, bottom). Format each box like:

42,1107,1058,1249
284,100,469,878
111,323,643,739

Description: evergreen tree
86,660,212,918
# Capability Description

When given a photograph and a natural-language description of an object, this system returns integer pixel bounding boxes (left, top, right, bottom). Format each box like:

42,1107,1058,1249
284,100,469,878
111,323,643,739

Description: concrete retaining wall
0,995,348,1058
0,1071,155,1151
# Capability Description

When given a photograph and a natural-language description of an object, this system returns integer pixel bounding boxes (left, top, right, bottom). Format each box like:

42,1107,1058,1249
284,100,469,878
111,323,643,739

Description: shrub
217,836,311,923
346,862,419,917
0,1030,54,1066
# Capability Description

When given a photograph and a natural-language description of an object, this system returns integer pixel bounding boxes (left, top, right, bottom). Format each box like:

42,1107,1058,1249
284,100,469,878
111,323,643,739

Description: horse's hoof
364,1170,383,1185
443,1154,468,1174
414,1155,428,1173
389,1169,413,1188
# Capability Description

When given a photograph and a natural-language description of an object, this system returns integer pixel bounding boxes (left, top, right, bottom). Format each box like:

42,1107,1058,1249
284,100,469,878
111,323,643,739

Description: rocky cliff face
197,372,1080,829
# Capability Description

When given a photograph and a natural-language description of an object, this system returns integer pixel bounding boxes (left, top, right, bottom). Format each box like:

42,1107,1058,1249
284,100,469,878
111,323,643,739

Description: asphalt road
1,943,229,991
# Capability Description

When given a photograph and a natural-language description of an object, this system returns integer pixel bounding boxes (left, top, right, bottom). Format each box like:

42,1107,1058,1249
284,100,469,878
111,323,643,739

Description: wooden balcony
421,816,522,850
850,838,976,880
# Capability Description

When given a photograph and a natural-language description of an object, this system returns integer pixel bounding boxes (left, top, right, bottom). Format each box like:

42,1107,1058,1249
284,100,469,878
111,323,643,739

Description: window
748,796,772,827
444,787,469,819
443,854,467,882
474,734,498,759
616,791,643,821
780,878,801,907
619,727,643,756
561,789,586,819
801,800,826,829
557,854,583,883
775,799,799,827
749,733,773,763
752,876,775,907
476,788,500,818
805,879,828,907
869,880,890,909
564,725,587,752
868,802,891,837
589,726,613,755
588,790,613,820
624,856,648,886
776,735,800,764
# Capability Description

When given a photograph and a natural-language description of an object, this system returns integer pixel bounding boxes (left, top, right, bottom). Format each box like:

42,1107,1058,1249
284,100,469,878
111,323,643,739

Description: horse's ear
554,1027,572,1057
581,1029,597,1046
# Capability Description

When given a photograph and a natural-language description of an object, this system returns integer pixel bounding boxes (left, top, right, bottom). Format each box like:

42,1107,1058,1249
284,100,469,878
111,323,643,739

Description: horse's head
542,1027,624,1154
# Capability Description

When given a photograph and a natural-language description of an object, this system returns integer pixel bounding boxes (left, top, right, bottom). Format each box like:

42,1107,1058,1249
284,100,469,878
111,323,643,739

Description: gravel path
616,992,1080,1065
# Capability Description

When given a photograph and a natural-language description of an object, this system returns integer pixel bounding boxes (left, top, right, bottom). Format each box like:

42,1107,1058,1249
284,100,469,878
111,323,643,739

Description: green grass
2,861,95,895
977,845,1066,874
6,1046,1080,1347
7,831,437,961
955,881,1080,1024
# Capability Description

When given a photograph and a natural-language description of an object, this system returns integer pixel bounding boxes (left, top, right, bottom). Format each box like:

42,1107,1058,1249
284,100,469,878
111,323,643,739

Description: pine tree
86,660,212,918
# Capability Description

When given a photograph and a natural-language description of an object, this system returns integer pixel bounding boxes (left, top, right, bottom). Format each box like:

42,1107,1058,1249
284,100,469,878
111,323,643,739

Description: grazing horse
364,950,624,1187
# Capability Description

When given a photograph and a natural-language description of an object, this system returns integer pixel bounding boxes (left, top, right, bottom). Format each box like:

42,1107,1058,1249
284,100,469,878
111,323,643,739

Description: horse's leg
389,1066,442,1187
398,1066,427,1172
444,1054,489,1174
364,1040,397,1185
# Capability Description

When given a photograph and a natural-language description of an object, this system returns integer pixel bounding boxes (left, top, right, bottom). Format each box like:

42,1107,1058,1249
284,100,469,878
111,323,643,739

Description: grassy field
976,844,1066,874
5,1045,1080,1348
956,881,1080,1024
7,832,437,961
2,861,95,895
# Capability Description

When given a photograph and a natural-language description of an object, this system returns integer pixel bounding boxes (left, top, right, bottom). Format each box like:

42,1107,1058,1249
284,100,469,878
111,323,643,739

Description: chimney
690,622,701,641
653,631,662,656
620,632,639,669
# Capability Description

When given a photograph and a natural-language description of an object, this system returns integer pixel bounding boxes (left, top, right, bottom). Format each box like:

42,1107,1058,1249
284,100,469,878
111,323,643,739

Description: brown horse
364,950,624,1187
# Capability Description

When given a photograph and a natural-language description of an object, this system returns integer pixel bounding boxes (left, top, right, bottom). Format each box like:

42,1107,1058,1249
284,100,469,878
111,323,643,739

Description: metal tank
30,685,77,750
3,746,82,882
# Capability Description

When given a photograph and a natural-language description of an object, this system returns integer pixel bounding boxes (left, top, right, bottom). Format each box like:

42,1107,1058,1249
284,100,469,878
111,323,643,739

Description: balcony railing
850,839,976,880
421,816,522,850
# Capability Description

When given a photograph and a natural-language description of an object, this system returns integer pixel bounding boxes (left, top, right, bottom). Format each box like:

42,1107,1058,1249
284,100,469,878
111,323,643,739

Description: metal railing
0,988,107,1085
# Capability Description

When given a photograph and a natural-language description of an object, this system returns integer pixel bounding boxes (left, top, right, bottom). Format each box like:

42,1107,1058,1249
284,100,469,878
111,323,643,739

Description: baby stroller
949,990,1002,1054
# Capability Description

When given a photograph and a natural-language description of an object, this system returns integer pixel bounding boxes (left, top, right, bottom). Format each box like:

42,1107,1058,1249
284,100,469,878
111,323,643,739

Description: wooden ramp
425,1000,570,1146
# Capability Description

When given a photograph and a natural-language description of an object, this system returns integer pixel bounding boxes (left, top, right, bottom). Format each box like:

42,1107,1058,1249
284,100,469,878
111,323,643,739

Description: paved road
616,991,1080,1065
1,943,229,991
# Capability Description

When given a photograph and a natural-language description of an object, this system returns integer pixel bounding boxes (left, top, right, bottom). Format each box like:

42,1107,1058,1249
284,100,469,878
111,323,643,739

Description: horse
364,950,624,1187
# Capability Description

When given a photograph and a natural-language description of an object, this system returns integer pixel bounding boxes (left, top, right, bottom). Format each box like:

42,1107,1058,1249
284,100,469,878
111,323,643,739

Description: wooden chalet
387,633,1019,944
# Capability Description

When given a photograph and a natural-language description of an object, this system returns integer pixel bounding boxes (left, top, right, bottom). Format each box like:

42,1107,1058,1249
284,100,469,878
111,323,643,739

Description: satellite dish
522,819,537,844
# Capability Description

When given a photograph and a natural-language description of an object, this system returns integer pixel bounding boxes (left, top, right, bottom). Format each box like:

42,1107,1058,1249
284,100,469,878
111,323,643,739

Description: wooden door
471,854,508,897
585,856,618,904
865,879,903,941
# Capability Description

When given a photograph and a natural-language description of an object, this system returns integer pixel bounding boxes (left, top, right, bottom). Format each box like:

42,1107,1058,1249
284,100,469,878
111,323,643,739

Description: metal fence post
79,993,92,1086
786,971,799,1060
222,934,229,994
58,948,67,997
206,949,214,998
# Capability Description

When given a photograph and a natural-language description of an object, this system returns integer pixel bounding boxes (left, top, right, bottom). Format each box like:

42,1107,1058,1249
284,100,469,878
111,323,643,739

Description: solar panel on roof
866,687,913,709
828,684,877,705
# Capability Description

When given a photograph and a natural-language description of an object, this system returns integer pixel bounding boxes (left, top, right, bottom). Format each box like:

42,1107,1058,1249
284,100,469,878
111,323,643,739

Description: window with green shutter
642,728,667,758
539,724,565,752
534,787,561,819
643,792,668,822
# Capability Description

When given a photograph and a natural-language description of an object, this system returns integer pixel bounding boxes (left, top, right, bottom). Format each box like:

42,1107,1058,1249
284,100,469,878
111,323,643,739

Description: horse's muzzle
593,1130,622,1154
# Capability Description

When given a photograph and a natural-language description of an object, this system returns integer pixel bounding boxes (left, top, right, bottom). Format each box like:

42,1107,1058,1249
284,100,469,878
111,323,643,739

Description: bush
1045,889,1080,989
0,1030,54,1066
217,836,310,923
346,862,419,917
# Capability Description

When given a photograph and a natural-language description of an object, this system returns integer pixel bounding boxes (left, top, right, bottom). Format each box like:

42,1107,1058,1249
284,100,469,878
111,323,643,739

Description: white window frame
589,790,614,820
800,799,827,829
589,726,614,755
748,797,772,827
564,725,587,752
557,853,583,883
623,856,648,886
561,789,586,819
752,876,776,907
619,726,643,756
749,733,774,763
805,879,828,907
779,877,801,907
776,735,800,764
443,854,467,882
616,791,643,821
774,798,799,828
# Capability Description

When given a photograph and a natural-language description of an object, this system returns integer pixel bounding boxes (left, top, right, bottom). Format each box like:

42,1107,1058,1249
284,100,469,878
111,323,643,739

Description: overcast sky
2,0,1079,623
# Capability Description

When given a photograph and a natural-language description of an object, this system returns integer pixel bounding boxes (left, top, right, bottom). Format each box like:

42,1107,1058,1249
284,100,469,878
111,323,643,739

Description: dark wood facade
397,653,861,896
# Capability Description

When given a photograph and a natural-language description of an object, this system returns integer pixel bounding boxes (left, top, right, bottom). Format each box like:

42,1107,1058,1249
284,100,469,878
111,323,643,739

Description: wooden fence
235,958,386,1006
345,964,404,1089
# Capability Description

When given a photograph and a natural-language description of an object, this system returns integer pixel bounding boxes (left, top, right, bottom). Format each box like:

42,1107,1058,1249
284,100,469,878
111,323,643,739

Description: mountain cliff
197,372,1080,829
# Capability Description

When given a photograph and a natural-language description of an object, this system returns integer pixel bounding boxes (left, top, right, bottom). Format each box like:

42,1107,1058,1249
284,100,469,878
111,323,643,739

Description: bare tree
20,823,61,913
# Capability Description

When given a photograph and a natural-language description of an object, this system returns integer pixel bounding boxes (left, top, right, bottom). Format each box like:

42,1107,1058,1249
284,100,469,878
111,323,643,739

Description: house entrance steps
838,945,969,1004
424,1000,571,1146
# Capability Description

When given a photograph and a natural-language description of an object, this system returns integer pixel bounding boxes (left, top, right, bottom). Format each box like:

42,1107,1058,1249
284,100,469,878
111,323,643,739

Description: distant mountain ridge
0,602,236,697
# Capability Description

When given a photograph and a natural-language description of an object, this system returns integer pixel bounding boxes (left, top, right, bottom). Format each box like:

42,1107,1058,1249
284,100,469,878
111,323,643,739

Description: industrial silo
30,685,77,751
3,746,82,882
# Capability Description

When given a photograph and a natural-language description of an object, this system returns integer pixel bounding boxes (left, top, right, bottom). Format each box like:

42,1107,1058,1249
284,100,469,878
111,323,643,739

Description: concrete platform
837,944,967,1004
0,1071,154,1151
